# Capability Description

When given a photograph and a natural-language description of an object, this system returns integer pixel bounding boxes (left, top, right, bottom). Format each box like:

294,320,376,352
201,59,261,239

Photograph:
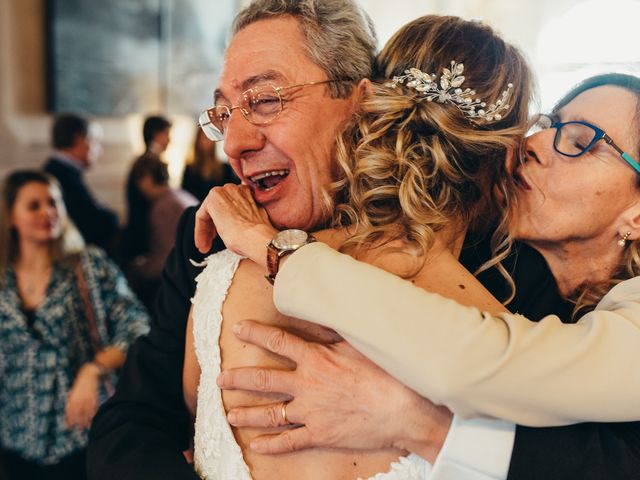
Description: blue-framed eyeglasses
536,114,640,174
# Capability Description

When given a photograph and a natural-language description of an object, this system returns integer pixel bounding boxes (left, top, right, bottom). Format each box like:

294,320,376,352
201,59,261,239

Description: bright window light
536,0,640,111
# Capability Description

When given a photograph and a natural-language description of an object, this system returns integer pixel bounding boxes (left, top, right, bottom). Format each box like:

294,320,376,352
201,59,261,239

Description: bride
182,13,531,480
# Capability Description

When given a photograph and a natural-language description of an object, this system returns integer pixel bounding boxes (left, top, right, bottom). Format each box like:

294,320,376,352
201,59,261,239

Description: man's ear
71,133,86,149
618,200,640,241
352,78,372,104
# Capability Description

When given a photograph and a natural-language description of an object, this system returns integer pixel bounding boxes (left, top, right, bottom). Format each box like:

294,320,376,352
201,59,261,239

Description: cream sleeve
273,242,640,427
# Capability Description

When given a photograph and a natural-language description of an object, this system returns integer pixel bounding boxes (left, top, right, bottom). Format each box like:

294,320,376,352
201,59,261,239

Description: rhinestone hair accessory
386,61,514,123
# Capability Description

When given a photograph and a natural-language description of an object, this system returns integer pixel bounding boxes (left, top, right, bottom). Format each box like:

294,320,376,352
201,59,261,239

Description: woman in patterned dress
0,170,149,480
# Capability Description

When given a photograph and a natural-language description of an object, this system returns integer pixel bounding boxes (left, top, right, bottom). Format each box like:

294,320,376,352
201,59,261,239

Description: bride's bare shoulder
312,228,350,249
312,227,440,278
313,228,505,314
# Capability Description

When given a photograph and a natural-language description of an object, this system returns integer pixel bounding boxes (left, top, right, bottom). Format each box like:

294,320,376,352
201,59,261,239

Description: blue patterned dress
0,247,150,465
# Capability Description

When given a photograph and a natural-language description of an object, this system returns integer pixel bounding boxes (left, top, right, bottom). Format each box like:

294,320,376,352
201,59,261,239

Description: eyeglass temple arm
622,152,640,175
604,135,640,175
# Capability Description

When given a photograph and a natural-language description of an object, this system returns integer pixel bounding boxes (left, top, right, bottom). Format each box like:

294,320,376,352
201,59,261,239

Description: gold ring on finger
281,401,290,425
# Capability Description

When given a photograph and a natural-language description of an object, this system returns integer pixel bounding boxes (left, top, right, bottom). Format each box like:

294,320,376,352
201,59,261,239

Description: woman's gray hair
233,0,377,98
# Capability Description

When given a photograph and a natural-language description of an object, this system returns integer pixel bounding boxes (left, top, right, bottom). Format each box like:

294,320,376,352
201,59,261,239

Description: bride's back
219,240,407,480
218,228,502,480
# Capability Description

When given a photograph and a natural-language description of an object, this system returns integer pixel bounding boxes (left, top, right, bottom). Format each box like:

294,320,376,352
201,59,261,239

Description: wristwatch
265,229,316,284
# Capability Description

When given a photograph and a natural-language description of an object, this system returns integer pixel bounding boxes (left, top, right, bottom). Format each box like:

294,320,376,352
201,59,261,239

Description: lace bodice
191,249,431,480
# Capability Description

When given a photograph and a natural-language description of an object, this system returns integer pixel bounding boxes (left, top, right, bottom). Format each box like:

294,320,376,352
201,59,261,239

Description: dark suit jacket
87,209,640,479
44,157,119,252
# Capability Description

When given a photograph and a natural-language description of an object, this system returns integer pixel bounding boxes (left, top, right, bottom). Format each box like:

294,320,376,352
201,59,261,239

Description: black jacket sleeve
87,207,223,480
509,422,640,480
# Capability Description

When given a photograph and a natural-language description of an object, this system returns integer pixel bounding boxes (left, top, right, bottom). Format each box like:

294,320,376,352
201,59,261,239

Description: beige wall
362,0,640,109
0,0,49,176
360,0,582,66
0,0,192,220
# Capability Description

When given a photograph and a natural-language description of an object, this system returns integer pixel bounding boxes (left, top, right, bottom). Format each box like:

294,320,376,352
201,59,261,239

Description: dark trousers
1,449,87,480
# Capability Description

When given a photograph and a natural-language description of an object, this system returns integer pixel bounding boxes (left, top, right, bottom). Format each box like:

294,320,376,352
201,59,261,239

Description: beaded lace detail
191,249,431,480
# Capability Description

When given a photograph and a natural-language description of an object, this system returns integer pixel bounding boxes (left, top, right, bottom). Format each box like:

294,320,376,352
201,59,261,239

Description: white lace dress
191,249,432,480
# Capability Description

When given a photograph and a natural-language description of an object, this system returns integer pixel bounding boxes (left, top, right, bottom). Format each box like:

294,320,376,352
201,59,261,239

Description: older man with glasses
87,2,640,479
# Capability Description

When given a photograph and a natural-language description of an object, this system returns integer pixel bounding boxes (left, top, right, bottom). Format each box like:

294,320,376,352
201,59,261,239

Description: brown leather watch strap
265,232,316,284
266,243,280,284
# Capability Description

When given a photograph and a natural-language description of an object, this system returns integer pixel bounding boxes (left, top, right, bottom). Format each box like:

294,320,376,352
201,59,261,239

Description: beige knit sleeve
274,242,640,426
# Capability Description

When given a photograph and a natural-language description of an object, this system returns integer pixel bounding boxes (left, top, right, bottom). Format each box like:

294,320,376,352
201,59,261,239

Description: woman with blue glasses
509,73,640,318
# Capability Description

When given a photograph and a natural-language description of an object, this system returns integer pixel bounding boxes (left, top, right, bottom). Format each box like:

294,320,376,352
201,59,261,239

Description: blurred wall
0,0,48,174
0,0,138,219
0,0,198,220
362,0,640,110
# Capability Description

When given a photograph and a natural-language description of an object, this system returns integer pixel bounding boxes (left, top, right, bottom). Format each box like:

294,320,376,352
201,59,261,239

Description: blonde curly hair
327,15,533,296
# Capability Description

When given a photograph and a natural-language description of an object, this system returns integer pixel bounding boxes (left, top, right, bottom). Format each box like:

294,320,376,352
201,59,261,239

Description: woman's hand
217,320,453,462
65,362,101,430
194,184,277,267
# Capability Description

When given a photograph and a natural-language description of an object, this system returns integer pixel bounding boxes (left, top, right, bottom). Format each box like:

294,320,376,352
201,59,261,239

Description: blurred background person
181,128,238,202
0,170,149,480
142,115,172,157
43,113,119,255
121,154,197,310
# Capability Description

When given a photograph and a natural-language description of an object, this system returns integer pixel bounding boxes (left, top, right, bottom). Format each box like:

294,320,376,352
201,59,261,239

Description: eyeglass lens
198,110,224,142
198,86,284,141
554,122,598,157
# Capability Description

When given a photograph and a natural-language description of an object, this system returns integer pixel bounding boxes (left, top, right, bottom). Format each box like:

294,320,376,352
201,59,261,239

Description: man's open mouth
249,169,290,191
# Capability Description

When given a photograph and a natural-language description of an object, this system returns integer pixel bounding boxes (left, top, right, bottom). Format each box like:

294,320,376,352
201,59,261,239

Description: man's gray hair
233,0,377,98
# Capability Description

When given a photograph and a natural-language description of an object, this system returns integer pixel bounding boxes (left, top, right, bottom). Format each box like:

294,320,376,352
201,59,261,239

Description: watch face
273,229,309,250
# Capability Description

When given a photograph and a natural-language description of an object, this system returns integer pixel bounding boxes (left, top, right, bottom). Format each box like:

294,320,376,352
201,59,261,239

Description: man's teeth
249,170,289,182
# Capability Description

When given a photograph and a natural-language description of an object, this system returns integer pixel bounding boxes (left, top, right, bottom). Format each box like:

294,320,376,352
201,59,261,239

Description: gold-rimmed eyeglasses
198,80,350,142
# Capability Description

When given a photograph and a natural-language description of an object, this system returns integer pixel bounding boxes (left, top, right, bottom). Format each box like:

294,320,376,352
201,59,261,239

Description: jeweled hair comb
385,61,513,123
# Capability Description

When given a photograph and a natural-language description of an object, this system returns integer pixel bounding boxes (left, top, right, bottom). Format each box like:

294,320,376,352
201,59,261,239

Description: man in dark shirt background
141,115,172,157
43,113,119,254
